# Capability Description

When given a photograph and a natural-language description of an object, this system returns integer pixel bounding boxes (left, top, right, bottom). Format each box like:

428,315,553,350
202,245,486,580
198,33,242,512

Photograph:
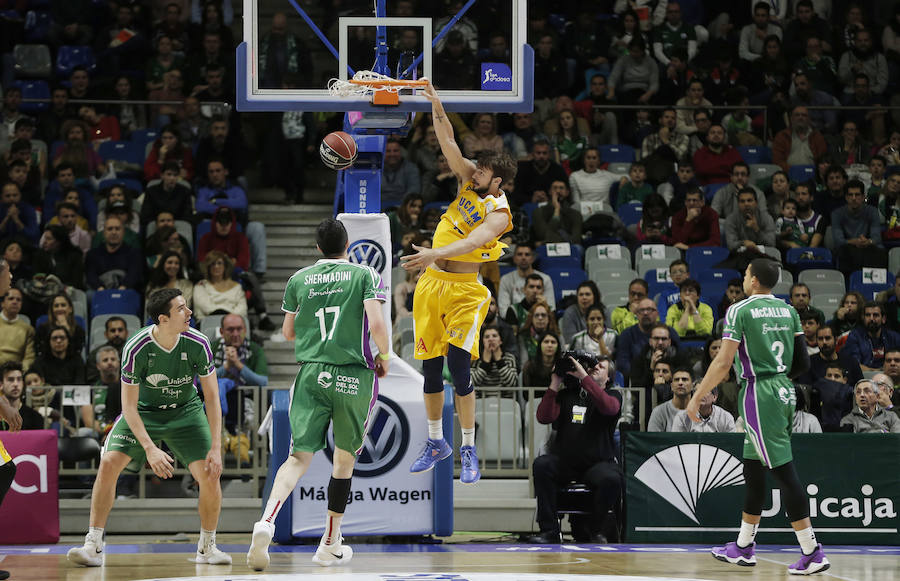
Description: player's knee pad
327,476,352,514
742,459,767,515
771,461,810,522
447,345,473,396
422,357,445,394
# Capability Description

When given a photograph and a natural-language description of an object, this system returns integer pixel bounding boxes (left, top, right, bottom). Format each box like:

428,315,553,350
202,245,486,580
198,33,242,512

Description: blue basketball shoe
459,445,481,484
409,438,452,473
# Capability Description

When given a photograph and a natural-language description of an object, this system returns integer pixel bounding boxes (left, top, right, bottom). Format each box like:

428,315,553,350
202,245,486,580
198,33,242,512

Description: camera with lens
553,350,601,388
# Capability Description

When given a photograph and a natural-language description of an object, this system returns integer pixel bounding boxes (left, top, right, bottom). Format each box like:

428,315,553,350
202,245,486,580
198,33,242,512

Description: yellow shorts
412,268,491,360
0,440,10,465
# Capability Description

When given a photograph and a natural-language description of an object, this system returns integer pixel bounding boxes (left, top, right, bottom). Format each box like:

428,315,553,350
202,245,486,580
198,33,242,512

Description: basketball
320,131,358,170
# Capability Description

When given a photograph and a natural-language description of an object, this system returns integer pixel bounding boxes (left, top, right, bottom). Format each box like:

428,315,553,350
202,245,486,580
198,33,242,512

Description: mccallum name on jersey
481,63,512,91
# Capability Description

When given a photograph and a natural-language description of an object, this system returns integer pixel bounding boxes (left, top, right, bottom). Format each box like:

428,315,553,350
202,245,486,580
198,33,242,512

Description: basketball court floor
2,536,897,581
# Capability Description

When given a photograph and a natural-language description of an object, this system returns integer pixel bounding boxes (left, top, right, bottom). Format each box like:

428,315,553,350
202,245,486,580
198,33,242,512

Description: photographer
528,352,623,544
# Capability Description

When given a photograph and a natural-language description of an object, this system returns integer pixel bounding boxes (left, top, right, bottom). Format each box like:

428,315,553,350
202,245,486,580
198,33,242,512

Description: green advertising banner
625,433,900,544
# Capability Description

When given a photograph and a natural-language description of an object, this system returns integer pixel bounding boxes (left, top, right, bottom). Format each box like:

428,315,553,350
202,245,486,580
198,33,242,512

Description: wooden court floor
1,535,898,581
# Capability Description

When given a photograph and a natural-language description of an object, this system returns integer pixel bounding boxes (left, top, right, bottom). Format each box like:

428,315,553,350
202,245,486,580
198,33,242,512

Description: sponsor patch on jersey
181,352,187,360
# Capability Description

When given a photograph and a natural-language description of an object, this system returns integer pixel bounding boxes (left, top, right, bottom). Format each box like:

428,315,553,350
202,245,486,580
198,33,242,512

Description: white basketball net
327,70,405,97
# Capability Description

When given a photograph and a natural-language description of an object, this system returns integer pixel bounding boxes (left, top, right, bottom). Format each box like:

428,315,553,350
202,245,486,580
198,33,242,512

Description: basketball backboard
238,0,532,113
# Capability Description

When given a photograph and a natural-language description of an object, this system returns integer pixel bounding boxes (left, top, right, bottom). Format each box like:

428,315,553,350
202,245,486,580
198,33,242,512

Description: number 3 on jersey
315,306,341,340
771,340,786,372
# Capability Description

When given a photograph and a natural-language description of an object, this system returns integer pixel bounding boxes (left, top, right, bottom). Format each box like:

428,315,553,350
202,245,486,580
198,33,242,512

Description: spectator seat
91,289,142,317
685,246,728,273
849,269,895,301
786,247,833,272
12,79,49,113
737,146,772,165
617,201,642,227
13,43,51,78
55,44,95,77
788,165,815,184
88,314,141,351
541,267,588,305
598,144,635,163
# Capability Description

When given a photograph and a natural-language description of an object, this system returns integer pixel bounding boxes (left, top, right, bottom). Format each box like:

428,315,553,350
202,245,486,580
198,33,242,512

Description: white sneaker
195,543,232,565
247,521,275,571
312,539,353,567
67,533,104,567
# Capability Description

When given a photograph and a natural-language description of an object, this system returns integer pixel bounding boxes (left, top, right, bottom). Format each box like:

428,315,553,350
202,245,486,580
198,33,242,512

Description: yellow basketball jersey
431,181,513,263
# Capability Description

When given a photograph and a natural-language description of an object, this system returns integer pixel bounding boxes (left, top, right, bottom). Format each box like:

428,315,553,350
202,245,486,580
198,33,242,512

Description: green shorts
102,400,212,468
290,361,377,456
740,375,796,468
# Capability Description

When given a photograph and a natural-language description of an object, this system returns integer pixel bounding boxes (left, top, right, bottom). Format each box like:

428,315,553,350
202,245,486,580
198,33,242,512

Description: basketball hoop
328,71,428,106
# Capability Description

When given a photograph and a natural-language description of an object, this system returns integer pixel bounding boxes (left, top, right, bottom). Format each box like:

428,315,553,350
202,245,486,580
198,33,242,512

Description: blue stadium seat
785,247,833,271
737,146,772,165
91,289,142,317
788,165,815,184
520,202,538,223
24,10,51,43
130,128,160,153
55,45,96,77
703,182,727,202
598,144,635,163
12,79,49,113
542,267,588,305
849,269,896,301
697,269,740,304
685,247,728,273
536,243,583,270
97,140,144,175
617,202,642,226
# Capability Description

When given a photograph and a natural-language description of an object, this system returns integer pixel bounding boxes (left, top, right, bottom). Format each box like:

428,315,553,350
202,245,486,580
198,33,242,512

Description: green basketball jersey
652,22,696,58
281,259,387,367
121,325,215,412
722,294,803,381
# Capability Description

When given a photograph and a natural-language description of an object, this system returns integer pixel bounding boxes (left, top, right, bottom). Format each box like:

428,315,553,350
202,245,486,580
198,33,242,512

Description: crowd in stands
383,0,900,444
0,0,287,487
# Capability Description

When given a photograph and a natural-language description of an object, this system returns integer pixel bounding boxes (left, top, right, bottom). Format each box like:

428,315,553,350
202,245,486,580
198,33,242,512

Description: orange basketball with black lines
320,131,358,170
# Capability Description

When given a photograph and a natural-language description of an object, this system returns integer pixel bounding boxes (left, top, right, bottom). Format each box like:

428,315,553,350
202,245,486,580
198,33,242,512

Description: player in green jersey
689,258,829,575
68,288,231,567
247,218,389,571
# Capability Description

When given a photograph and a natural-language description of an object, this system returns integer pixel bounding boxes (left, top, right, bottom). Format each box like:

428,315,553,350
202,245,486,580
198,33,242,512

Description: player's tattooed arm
423,78,475,181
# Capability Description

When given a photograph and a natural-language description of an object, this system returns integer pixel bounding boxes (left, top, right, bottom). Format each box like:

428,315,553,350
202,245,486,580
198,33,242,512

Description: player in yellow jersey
401,80,516,484
0,258,20,581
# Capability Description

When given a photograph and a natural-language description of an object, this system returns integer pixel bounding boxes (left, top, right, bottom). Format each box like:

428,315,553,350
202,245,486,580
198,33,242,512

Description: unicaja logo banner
625,433,900,545
635,443,745,524
481,63,512,91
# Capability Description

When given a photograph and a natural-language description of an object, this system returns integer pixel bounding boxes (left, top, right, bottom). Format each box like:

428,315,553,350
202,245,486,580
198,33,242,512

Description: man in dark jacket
528,354,622,543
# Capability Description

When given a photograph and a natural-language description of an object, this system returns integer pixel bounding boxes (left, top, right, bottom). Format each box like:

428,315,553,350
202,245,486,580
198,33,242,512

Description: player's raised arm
422,79,475,182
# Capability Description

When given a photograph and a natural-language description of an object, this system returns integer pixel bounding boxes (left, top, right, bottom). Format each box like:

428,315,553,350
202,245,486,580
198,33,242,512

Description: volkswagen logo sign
325,395,409,477
348,239,387,273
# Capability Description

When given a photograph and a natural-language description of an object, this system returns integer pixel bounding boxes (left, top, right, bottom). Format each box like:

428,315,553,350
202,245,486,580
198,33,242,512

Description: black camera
553,350,600,377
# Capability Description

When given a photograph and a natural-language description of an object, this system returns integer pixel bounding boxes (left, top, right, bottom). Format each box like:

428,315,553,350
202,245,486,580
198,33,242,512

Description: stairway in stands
249,188,335,387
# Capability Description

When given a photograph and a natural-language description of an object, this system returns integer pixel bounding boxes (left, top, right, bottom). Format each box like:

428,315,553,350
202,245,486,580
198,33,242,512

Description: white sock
262,498,283,523
87,527,104,547
199,528,215,551
736,520,758,548
323,513,343,546
461,427,475,447
795,526,817,555
428,419,443,440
